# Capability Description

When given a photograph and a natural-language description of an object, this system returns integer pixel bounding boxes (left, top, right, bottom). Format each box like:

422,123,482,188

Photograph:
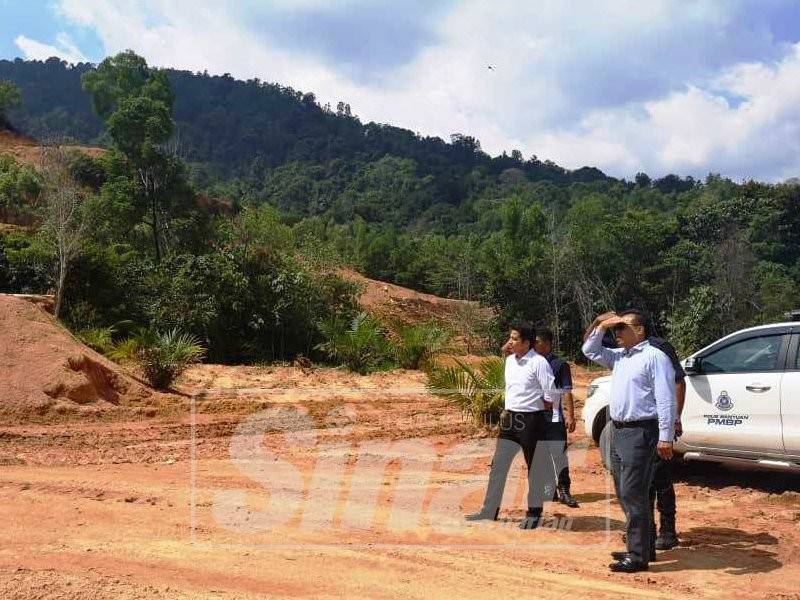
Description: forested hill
0,57,608,192
2,53,798,362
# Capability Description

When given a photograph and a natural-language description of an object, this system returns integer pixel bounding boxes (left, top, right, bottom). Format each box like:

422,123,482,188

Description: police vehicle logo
715,391,733,412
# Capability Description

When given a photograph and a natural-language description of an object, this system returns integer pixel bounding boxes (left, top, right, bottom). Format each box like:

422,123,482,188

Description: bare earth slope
0,129,105,168
0,257,799,598
0,295,176,424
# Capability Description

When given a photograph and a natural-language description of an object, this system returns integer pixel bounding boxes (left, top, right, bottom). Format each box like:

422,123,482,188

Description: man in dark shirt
534,328,579,508
583,311,686,551
646,335,685,550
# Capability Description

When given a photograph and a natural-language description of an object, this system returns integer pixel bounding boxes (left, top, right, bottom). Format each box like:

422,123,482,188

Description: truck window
702,335,784,374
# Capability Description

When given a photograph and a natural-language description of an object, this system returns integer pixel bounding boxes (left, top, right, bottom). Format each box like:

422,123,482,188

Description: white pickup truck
583,322,800,470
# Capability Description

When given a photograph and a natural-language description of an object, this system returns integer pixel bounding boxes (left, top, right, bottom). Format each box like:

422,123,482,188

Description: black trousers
650,455,676,533
609,419,659,565
545,417,571,489
480,410,554,515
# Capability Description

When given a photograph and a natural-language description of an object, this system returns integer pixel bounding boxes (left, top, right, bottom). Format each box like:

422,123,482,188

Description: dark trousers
610,419,659,565
650,455,676,535
546,417,571,489
480,410,554,515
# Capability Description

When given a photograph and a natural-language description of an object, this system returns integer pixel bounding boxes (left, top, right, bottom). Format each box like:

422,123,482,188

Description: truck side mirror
684,357,698,375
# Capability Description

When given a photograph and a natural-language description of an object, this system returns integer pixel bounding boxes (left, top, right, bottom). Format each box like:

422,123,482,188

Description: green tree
0,80,21,126
82,52,179,262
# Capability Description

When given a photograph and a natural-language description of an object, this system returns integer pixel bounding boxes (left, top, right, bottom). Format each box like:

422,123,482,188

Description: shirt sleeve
534,356,557,403
651,350,677,442
581,327,621,369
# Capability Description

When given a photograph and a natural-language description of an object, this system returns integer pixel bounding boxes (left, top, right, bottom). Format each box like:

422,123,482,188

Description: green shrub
76,326,116,355
316,312,395,374
426,357,505,424
394,321,450,370
108,329,156,363
138,329,205,389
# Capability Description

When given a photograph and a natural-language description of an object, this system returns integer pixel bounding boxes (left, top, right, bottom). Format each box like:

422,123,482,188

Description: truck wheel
599,420,613,471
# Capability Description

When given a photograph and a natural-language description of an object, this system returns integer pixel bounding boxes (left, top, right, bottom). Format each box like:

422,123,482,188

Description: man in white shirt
465,323,557,529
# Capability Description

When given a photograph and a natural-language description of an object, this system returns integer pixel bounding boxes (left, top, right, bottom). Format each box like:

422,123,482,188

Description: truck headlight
586,384,598,398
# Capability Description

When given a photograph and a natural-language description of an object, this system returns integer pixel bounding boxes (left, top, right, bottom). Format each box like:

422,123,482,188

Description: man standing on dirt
582,310,676,573
466,323,557,529
584,311,686,551
534,328,579,508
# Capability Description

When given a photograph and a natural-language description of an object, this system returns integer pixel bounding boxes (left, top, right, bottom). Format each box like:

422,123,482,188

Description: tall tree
82,52,177,261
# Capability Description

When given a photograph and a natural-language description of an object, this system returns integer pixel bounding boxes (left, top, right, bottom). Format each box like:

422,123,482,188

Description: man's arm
560,362,576,433
562,391,576,433
501,340,513,357
581,326,621,369
675,378,687,437
533,356,557,405
649,337,687,438
651,351,677,454
583,311,617,342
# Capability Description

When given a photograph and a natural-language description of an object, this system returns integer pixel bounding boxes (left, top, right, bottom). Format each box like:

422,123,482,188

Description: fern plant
316,312,394,374
138,329,206,389
394,321,451,370
426,357,505,424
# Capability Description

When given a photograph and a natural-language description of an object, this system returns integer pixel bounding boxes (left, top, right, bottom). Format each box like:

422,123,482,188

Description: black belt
612,418,657,429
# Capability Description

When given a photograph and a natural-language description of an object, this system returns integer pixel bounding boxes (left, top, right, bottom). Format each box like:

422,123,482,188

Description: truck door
681,333,786,454
781,334,800,456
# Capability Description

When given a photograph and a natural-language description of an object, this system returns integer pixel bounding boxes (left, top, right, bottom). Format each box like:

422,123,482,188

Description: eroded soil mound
339,268,494,353
0,295,173,424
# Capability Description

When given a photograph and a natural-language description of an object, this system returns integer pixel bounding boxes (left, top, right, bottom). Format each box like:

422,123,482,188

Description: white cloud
44,0,800,181
14,33,88,64
531,44,800,181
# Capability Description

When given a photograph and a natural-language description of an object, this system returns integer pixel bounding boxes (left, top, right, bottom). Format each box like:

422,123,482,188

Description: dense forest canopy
0,54,798,362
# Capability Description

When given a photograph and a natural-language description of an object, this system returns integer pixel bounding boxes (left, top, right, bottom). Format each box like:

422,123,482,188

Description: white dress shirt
582,328,676,441
504,349,556,412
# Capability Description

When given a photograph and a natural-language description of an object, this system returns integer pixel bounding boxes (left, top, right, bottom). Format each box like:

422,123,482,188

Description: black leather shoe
519,515,542,530
557,486,579,508
655,531,678,550
609,557,648,573
465,507,499,521
613,550,657,562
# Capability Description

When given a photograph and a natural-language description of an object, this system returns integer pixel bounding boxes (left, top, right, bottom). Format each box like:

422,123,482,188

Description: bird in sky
486,64,495,71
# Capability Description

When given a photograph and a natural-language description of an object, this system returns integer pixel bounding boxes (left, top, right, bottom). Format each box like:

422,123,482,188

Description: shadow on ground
675,460,800,494
649,527,781,575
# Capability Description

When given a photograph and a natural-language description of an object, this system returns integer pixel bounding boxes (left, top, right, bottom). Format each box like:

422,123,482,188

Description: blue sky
3,0,800,181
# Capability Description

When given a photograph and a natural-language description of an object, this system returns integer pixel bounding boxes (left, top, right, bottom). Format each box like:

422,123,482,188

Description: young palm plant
138,329,206,390
394,321,451,370
316,312,394,374
426,357,505,425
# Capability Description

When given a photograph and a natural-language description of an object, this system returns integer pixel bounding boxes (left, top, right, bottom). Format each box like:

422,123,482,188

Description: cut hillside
339,268,494,354
0,295,177,424
0,129,105,169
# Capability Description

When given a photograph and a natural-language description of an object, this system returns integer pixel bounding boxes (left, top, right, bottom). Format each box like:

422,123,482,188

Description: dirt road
2,364,799,599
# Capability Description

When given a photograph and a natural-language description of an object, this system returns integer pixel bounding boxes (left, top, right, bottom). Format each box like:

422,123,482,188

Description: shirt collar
515,349,536,362
626,339,650,356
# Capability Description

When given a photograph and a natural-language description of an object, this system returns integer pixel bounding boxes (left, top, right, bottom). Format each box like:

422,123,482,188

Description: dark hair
536,328,554,344
618,309,653,338
510,323,535,344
